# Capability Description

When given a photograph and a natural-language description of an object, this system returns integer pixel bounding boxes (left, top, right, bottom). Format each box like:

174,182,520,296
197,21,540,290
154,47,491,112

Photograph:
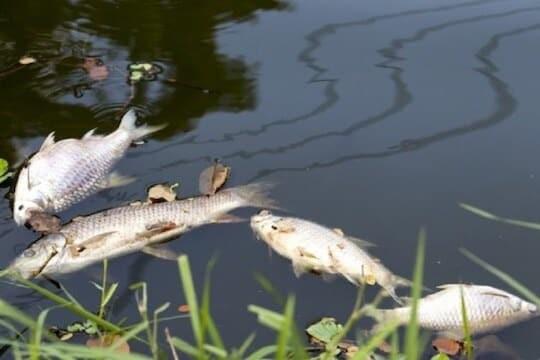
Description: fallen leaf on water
432,337,462,356
27,211,62,233
87,334,130,354
19,56,36,65
198,160,230,195
178,304,190,313
147,183,178,203
82,58,109,81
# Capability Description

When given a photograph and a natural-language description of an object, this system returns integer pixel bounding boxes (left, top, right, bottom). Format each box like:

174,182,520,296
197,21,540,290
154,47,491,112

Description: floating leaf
306,317,343,345
147,183,178,203
198,160,230,195
19,56,36,65
86,334,130,354
432,337,462,356
177,304,190,313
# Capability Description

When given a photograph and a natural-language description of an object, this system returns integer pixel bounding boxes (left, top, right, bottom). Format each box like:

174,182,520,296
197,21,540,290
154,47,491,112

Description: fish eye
509,297,522,311
271,225,278,230
527,304,537,314
18,205,24,210
23,249,36,258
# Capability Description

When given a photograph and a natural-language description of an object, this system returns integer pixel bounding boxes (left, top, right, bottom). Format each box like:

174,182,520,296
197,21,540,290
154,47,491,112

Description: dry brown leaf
432,337,462,356
27,212,61,233
82,58,109,81
376,339,392,353
19,56,36,65
178,304,190,313
147,183,178,203
199,161,230,195
86,334,130,354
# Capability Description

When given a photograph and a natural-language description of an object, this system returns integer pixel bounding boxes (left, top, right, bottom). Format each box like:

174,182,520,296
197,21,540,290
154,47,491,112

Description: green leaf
0,159,8,176
306,317,343,344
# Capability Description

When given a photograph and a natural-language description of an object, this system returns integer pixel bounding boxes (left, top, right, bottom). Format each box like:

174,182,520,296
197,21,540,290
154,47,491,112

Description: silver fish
9,183,275,278
370,284,538,339
250,210,410,304
13,109,165,225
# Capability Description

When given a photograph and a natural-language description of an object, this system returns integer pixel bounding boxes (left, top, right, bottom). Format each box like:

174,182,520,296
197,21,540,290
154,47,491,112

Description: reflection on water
2,0,540,357
0,0,287,162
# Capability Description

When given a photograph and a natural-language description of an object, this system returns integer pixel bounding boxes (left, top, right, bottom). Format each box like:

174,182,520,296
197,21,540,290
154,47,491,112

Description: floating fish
250,210,410,304
369,284,538,339
9,183,275,279
13,109,165,226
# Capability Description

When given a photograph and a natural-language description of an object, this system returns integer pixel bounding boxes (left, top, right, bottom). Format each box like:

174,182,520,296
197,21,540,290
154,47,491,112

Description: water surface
1,0,539,358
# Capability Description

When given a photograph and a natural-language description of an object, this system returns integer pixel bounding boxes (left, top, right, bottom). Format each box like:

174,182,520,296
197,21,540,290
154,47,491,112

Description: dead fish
369,284,538,339
13,109,165,225
250,210,410,304
9,183,275,279
198,160,230,196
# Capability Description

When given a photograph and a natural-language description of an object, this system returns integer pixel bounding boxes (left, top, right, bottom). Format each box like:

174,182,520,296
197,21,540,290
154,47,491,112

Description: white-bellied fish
369,284,538,339
9,183,275,279
13,109,165,225
250,210,410,304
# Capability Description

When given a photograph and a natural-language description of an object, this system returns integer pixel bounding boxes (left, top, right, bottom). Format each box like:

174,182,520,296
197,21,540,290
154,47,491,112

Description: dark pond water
1,0,540,358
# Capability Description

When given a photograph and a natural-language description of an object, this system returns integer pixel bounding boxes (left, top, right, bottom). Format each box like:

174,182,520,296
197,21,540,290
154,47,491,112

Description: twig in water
165,327,180,360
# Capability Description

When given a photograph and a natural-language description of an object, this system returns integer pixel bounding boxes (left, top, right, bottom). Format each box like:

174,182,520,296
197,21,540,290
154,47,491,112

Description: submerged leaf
86,334,130,354
432,337,462,356
306,317,343,345
199,160,230,195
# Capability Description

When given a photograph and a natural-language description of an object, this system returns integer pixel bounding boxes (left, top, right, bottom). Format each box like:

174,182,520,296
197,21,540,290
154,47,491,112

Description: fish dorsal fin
436,283,470,290
40,132,56,151
82,128,101,140
332,228,375,248
142,245,178,260
480,291,510,299
79,231,117,249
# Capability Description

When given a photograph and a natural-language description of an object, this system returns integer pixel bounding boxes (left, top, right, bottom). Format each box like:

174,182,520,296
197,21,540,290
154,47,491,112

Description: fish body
13,109,164,225
373,284,538,339
9,183,274,278
250,210,409,304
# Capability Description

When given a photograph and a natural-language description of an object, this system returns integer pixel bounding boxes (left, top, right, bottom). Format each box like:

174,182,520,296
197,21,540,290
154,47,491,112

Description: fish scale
376,284,538,338
12,109,165,225
8,183,275,279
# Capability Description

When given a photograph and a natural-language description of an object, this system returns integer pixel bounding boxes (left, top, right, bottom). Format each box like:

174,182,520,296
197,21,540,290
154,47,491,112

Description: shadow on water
0,0,288,163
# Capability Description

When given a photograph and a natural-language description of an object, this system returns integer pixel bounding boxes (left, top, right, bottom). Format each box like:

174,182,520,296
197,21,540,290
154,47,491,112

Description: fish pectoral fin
292,260,308,277
346,235,376,248
139,222,178,238
79,231,117,249
40,132,56,151
138,223,188,244
297,247,318,259
142,245,179,260
98,172,136,189
213,213,245,223
82,128,103,140
332,228,344,236
320,272,337,282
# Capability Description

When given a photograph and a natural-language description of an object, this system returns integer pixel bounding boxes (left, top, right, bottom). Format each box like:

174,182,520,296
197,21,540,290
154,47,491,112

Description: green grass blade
246,345,278,360
177,255,204,354
275,295,295,360
201,257,225,350
234,333,255,359
10,275,123,334
0,299,37,330
459,286,473,360
350,321,399,360
460,248,540,305
248,305,284,331
460,203,540,231
170,337,199,357
29,309,49,360
203,344,228,358
404,228,426,360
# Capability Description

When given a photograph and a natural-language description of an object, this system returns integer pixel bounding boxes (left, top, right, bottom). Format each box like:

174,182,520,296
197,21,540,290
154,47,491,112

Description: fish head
13,166,47,225
8,233,67,279
250,210,281,242
507,295,538,318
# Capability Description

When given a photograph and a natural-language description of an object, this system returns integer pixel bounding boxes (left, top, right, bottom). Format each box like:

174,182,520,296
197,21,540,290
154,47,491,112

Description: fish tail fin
230,182,280,210
119,109,166,141
364,305,400,334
